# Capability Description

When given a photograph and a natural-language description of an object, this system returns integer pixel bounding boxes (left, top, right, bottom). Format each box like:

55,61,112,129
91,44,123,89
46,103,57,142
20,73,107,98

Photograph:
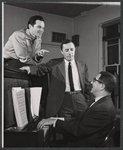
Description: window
102,19,120,109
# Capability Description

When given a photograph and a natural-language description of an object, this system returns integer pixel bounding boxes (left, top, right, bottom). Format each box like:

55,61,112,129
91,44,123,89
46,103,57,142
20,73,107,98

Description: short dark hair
27,15,44,29
99,71,117,93
60,39,75,50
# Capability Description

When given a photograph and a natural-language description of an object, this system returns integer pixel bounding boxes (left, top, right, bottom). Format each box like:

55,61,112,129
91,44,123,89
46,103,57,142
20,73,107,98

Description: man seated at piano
36,71,117,147
4,15,49,68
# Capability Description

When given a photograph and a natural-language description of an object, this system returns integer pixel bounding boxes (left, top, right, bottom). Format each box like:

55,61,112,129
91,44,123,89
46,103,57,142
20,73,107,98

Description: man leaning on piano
20,39,117,147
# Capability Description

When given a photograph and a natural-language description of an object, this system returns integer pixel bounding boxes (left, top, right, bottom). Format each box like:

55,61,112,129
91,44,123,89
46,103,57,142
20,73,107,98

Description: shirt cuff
50,117,64,127
53,119,57,127
34,54,43,63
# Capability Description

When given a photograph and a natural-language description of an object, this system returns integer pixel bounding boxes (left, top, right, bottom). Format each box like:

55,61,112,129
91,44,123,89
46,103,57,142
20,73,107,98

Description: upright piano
4,65,53,147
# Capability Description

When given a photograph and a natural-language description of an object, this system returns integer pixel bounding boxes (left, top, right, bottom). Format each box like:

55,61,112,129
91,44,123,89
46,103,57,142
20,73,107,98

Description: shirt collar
64,59,75,65
95,96,105,102
25,29,36,40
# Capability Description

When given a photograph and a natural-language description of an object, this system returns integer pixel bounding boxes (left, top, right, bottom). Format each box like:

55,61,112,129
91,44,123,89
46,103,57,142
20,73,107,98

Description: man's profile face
61,42,75,61
29,20,45,38
91,74,102,95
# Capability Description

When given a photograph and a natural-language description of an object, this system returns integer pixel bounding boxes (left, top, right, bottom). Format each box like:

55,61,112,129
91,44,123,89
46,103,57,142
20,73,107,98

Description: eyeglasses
93,77,103,84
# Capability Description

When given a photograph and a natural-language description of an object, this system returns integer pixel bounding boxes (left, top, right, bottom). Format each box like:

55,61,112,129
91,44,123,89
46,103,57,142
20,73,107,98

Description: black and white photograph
2,1,121,148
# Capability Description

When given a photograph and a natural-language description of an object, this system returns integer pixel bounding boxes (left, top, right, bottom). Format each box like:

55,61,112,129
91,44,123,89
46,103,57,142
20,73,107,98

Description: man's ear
28,24,31,29
60,50,63,55
100,83,105,91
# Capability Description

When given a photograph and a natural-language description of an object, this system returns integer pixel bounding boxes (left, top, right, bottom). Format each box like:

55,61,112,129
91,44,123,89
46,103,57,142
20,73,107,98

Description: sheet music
30,87,42,117
12,88,28,128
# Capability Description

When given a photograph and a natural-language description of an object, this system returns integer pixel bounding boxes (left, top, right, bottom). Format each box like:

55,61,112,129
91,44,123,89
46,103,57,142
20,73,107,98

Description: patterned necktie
68,62,75,91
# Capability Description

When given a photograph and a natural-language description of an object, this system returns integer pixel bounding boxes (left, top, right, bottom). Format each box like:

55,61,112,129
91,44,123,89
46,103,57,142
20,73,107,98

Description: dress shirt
64,59,81,92
4,29,42,64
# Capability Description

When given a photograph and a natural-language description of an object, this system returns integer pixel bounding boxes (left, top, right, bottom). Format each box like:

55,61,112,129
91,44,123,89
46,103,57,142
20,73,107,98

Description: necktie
68,62,75,91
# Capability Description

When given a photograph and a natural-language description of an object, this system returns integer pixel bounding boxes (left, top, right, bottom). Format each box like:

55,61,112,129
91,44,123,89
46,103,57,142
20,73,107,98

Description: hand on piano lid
19,66,31,74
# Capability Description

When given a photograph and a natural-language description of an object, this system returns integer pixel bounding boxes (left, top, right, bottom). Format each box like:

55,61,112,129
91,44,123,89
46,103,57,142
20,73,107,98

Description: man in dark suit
20,39,92,120
37,71,117,147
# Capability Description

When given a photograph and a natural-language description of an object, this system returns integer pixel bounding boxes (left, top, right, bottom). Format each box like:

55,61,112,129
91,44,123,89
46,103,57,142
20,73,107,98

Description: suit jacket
55,95,116,147
30,57,92,117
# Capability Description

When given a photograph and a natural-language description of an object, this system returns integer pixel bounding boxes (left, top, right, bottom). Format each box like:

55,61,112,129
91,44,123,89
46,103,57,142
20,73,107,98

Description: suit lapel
58,60,65,80
89,96,111,108
58,59,86,85
76,61,84,90
80,96,111,119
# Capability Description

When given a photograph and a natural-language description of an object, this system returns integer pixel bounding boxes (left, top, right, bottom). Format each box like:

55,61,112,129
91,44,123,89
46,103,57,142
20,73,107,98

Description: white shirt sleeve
50,117,64,127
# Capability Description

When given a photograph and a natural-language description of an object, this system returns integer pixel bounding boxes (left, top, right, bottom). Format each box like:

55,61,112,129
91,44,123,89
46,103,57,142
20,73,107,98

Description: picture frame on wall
52,32,66,43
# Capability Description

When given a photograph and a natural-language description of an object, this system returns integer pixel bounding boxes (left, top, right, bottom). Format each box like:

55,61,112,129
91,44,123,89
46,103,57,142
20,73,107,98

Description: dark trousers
4,58,33,68
58,92,88,121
